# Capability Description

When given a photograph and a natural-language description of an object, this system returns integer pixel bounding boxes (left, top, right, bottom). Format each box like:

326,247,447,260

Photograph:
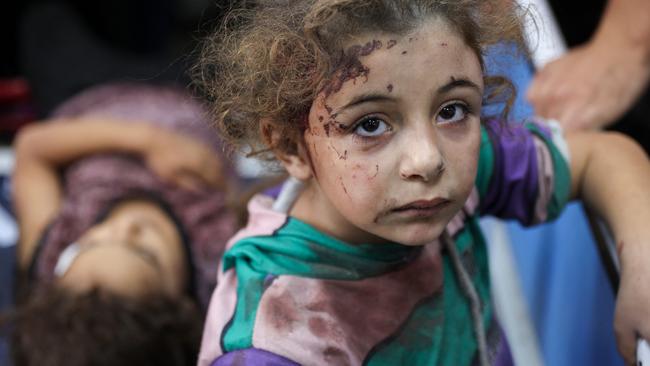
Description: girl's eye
436,103,469,124
354,117,389,137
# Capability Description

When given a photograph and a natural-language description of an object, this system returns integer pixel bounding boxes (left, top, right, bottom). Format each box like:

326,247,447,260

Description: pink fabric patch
198,194,288,365
251,243,444,365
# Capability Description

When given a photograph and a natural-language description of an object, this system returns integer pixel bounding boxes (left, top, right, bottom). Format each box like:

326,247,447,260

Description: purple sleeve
479,120,545,225
210,348,300,366
262,184,283,199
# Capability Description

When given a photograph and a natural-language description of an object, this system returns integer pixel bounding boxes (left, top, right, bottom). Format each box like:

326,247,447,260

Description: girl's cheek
347,161,382,189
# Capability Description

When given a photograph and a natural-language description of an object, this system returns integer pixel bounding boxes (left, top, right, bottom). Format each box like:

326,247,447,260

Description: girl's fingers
197,153,226,189
615,314,639,365
171,171,204,192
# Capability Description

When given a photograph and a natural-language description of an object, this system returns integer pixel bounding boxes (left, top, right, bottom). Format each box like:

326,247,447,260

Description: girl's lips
390,198,451,219
393,198,450,211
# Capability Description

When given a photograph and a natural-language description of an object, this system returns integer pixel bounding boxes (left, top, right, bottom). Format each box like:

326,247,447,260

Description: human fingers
185,150,224,189
146,155,176,183
147,153,202,190
614,317,637,365
205,160,225,190
528,65,574,120
556,98,599,131
614,286,650,365
526,70,554,116
170,170,205,192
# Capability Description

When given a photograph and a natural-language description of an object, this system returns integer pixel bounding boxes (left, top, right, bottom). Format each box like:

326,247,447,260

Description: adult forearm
595,0,650,61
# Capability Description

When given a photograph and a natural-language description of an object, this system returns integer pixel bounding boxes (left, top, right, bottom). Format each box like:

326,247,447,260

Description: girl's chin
396,237,441,247
385,227,446,246
368,216,451,246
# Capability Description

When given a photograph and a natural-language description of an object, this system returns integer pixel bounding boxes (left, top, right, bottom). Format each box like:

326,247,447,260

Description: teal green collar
223,217,421,280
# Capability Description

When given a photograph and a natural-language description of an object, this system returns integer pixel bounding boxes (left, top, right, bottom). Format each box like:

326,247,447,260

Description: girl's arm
13,118,224,269
567,131,650,364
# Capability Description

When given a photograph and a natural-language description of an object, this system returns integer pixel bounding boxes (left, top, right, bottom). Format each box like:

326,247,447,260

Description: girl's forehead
337,21,474,73
322,22,481,96
341,17,456,46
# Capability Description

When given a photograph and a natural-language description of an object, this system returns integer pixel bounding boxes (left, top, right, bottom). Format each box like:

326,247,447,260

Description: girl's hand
615,242,650,365
145,127,225,191
567,131,650,364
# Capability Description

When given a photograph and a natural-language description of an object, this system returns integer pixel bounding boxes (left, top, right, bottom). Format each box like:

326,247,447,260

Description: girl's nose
398,127,446,182
116,219,143,243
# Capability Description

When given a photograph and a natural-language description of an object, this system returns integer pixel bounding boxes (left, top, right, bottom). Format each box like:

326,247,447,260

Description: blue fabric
0,175,15,366
483,44,623,366
0,245,14,366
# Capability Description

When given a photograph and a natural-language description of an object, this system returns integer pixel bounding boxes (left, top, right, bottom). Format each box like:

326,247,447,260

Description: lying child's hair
194,0,527,159
6,286,202,366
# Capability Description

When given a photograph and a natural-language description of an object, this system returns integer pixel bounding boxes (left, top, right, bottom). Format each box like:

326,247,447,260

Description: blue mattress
0,175,16,366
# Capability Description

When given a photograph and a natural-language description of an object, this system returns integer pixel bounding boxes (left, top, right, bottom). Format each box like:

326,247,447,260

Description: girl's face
289,19,483,246
58,200,187,298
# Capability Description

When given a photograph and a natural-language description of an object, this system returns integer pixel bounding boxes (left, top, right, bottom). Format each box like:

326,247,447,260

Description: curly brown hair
194,0,528,160
4,285,202,366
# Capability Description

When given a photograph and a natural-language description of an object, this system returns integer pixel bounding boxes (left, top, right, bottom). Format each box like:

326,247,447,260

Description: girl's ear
278,143,313,181
260,119,313,181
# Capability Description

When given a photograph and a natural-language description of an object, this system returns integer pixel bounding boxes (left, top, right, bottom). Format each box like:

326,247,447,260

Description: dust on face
296,19,484,246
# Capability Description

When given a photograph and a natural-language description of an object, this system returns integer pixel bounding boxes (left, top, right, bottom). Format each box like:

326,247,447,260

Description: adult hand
145,127,225,191
527,38,650,131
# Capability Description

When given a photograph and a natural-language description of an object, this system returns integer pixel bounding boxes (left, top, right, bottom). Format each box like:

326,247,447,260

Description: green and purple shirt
199,120,570,366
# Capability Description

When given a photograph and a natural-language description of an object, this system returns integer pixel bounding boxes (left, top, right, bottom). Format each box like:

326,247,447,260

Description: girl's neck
290,182,390,245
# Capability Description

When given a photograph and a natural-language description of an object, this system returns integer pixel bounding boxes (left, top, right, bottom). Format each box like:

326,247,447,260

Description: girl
9,82,237,365
195,1,650,365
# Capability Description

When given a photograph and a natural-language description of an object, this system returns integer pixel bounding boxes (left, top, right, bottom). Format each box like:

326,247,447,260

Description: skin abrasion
338,176,350,198
296,21,484,246
321,40,385,98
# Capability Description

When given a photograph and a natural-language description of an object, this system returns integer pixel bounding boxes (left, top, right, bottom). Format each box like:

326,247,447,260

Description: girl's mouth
390,198,451,218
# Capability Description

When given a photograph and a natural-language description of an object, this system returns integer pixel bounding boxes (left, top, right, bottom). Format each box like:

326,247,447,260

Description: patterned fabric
199,119,570,365
30,83,237,309
210,348,300,366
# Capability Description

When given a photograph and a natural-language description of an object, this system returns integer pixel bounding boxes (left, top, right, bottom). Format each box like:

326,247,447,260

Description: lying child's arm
567,131,650,364
13,118,223,269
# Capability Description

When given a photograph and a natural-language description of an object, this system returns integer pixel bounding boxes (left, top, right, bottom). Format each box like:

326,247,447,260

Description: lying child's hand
615,241,650,365
145,127,225,191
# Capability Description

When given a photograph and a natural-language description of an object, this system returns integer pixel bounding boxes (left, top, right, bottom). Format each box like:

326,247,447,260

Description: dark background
0,0,229,142
1,0,648,151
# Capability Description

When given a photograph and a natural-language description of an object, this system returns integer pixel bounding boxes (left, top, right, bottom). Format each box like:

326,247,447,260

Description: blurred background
0,0,230,138
0,0,648,365
0,1,229,364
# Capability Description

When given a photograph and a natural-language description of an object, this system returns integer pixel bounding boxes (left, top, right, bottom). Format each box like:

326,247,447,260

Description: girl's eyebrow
337,77,482,113
437,77,482,95
339,93,393,112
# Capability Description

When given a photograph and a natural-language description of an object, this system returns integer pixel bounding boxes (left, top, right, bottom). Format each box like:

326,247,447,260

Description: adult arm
567,131,650,364
13,117,224,269
527,0,650,130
